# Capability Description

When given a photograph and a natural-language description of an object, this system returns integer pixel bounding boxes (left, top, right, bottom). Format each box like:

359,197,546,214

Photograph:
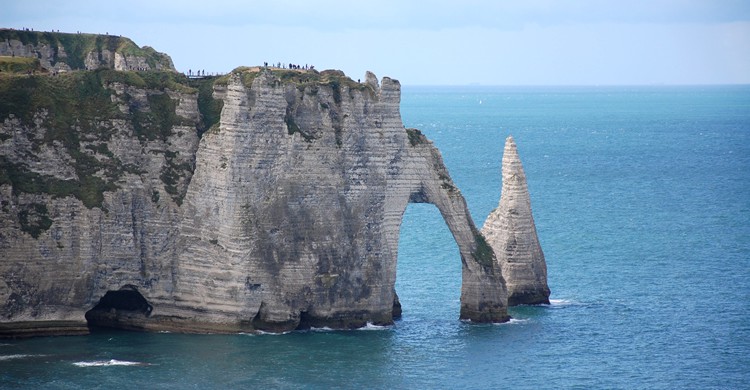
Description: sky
2,0,749,85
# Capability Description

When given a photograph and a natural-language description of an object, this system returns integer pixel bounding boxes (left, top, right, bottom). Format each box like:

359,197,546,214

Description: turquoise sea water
2,86,749,389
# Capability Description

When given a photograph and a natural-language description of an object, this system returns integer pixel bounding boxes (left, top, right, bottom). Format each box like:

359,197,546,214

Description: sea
1,85,749,389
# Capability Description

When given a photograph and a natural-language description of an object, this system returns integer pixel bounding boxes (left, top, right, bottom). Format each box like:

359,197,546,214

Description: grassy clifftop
219,67,372,97
0,29,174,71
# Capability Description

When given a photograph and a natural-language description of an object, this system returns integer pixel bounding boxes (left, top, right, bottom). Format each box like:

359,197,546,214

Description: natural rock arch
167,71,510,332
0,66,510,336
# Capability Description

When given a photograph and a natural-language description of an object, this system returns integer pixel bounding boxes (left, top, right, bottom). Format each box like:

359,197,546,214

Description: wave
253,330,291,336
309,326,334,332
357,322,391,331
0,354,45,361
73,359,151,367
489,318,530,326
549,298,578,307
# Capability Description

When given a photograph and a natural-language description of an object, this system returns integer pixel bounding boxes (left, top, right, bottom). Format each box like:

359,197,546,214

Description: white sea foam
358,322,391,331
0,354,45,361
549,299,575,307
73,359,150,367
255,330,291,336
491,318,530,326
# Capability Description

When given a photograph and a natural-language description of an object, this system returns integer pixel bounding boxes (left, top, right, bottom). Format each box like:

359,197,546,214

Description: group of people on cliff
263,62,314,71
186,69,217,77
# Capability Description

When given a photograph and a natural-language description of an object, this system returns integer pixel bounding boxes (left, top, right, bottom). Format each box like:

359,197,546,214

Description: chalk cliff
0,29,174,73
0,33,509,336
168,69,508,331
482,136,550,305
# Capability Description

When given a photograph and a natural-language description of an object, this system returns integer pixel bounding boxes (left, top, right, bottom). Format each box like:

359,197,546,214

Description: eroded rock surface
482,136,550,305
0,61,509,336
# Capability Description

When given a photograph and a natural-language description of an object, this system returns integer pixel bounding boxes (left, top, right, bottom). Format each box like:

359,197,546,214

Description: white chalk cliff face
168,70,509,331
482,136,550,305
0,67,509,336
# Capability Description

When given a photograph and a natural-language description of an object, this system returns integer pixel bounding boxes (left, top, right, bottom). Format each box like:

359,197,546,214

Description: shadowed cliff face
0,64,509,336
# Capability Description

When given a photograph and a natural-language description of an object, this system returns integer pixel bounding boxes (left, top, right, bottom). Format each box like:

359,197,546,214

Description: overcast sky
3,0,749,85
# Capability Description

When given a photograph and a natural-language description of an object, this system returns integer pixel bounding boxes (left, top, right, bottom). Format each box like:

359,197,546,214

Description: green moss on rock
160,151,192,206
472,232,495,268
189,77,223,136
0,69,204,209
405,128,426,146
18,203,53,239
0,157,117,209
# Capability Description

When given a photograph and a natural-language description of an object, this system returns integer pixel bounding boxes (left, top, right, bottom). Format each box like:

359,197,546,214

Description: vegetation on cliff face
472,231,495,268
0,56,44,74
0,69,217,211
0,71,124,208
0,29,174,71
405,128,427,146
192,77,223,136
18,203,53,239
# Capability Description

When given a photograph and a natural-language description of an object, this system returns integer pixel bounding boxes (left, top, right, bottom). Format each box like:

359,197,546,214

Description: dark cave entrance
396,203,462,321
85,285,153,331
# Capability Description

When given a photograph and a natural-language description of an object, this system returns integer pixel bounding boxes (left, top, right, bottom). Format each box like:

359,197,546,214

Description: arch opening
395,203,462,322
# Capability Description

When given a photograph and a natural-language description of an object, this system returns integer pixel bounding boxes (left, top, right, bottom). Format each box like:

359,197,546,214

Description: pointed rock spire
482,136,550,305
365,71,380,91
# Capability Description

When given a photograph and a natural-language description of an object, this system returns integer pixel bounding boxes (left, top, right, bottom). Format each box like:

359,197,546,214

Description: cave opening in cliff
396,203,462,321
85,285,153,331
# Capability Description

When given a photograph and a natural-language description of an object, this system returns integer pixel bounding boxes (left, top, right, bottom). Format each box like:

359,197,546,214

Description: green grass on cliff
472,232,496,268
0,29,174,71
218,67,375,99
190,77,223,136
0,56,45,74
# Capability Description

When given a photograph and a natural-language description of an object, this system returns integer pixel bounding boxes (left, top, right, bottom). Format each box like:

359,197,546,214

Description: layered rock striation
0,67,206,336
0,38,510,336
482,136,550,305
168,69,508,331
